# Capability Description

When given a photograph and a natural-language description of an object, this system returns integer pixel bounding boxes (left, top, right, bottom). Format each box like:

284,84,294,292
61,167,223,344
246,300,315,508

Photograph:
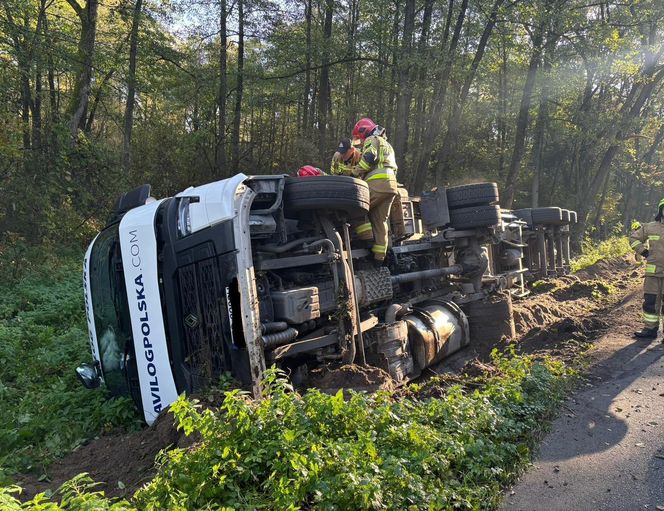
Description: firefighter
631,199,664,339
330,138,361,176
351,117,398,262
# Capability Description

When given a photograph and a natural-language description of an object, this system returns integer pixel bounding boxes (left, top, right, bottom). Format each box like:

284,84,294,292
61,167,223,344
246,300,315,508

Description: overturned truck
78,174,572,424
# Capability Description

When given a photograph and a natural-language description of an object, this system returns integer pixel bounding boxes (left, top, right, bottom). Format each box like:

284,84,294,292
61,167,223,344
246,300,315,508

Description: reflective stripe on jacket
330,151,360,176
355,135,398,179
630,220,664,276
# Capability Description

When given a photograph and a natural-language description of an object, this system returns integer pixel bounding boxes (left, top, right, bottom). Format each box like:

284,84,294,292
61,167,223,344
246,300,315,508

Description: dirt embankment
512,256,639,360
431,256,640,375
16,411,190,500
17,256,642,501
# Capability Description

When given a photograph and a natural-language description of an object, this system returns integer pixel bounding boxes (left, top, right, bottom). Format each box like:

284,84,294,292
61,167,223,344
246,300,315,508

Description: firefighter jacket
353,135,398,182
330,150,360,176
630,220,664,277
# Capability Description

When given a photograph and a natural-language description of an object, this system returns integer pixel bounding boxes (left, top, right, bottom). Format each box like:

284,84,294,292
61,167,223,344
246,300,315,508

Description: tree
502,22,544,209
123,0,143,171
65,0,99,138
216,0,228,175
317,0,333,160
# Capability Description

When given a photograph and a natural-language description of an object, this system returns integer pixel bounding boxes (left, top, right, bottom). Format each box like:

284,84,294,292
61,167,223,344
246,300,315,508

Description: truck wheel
449,205,501,229
283,176,370,216
446,183,499,209
462,293,516,343
531,207,563,225
513,208,533,227
561,209,571,224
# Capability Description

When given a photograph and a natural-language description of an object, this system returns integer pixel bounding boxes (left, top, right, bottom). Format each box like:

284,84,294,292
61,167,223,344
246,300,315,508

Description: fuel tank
403,301,470,371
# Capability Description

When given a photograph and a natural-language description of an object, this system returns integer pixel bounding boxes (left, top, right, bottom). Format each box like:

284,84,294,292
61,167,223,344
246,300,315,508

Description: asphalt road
501,293,664,511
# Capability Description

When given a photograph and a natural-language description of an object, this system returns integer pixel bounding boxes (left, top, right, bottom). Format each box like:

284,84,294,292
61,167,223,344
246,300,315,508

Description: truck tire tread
446,183,499,209
283,176,370,216
449,205,501,229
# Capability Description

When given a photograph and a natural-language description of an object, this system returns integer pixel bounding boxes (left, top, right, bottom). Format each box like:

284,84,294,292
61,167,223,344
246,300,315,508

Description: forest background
1,0,664,250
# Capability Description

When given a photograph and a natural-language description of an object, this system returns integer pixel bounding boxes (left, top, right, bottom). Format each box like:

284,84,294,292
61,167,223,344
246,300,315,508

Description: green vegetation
2,1,664,245
551,280,617,302
571,236,632,273
1,351,574,510
0,252,140,485
530,280,558,294
1,475,133,511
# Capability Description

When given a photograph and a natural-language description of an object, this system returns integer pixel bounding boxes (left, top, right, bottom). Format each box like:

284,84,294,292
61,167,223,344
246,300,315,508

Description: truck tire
513,208,533,226
283,176,370,216
449,205,501,229
462,293,516,343
531,207,563,225
561,209,571,224
446,183,499,209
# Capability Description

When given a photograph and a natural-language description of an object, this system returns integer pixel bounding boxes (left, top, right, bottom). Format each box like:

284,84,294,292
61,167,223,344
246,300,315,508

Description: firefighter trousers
642,275,664,329
368,177,398,261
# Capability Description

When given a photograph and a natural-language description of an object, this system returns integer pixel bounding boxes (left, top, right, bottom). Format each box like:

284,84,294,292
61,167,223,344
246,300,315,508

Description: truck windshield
89,224,133,397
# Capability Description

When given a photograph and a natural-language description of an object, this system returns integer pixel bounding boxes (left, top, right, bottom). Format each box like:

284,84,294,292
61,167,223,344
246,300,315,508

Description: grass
1,350,576,511
570,236,631,273
0,250,141,485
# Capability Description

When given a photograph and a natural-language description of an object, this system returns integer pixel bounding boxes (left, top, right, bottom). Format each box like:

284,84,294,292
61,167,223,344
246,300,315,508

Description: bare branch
259,56,390,81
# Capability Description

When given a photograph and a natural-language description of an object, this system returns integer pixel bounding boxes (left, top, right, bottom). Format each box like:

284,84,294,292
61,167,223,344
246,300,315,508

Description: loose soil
16,256,643,502
16,411,185,500
305,364,395,394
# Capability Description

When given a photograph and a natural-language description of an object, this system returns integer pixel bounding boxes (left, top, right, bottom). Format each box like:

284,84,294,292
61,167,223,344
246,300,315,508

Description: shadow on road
539,335,664,463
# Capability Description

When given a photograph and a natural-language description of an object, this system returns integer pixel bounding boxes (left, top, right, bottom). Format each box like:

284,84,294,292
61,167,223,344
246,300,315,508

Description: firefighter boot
634,327,658,339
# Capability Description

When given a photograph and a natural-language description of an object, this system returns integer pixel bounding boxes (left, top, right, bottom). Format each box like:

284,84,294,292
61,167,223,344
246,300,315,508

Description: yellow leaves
606,29,622,52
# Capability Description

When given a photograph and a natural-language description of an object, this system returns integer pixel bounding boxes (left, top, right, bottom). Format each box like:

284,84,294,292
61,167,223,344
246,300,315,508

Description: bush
138,352,570,511
0,475,136,510
2,349,573,510
571,236,631,272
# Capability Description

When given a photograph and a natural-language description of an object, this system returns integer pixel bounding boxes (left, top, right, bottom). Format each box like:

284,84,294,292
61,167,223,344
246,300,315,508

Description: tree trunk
394,0,415,159
317,0,333,160
502,25,544,209
66,0,99,138
343,0,360,132
85,69,114,133
497,30,508,179
20,57,32,154
43,12,58,121
231,0,244,173
216,0,228,175
302,0,312,133
122,0,143,171
530,36,556,208
412,0,434,147
591,171,611,232
32,59,42,151
434,0,505,182
385,0,402,137
410,0,468,193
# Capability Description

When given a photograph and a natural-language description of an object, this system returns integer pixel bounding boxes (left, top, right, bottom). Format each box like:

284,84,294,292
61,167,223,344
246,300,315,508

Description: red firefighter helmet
352,117,377,144
297,165,324,177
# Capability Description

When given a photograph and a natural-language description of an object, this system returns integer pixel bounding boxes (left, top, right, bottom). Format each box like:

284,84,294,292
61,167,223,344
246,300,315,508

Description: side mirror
76,362,101,389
